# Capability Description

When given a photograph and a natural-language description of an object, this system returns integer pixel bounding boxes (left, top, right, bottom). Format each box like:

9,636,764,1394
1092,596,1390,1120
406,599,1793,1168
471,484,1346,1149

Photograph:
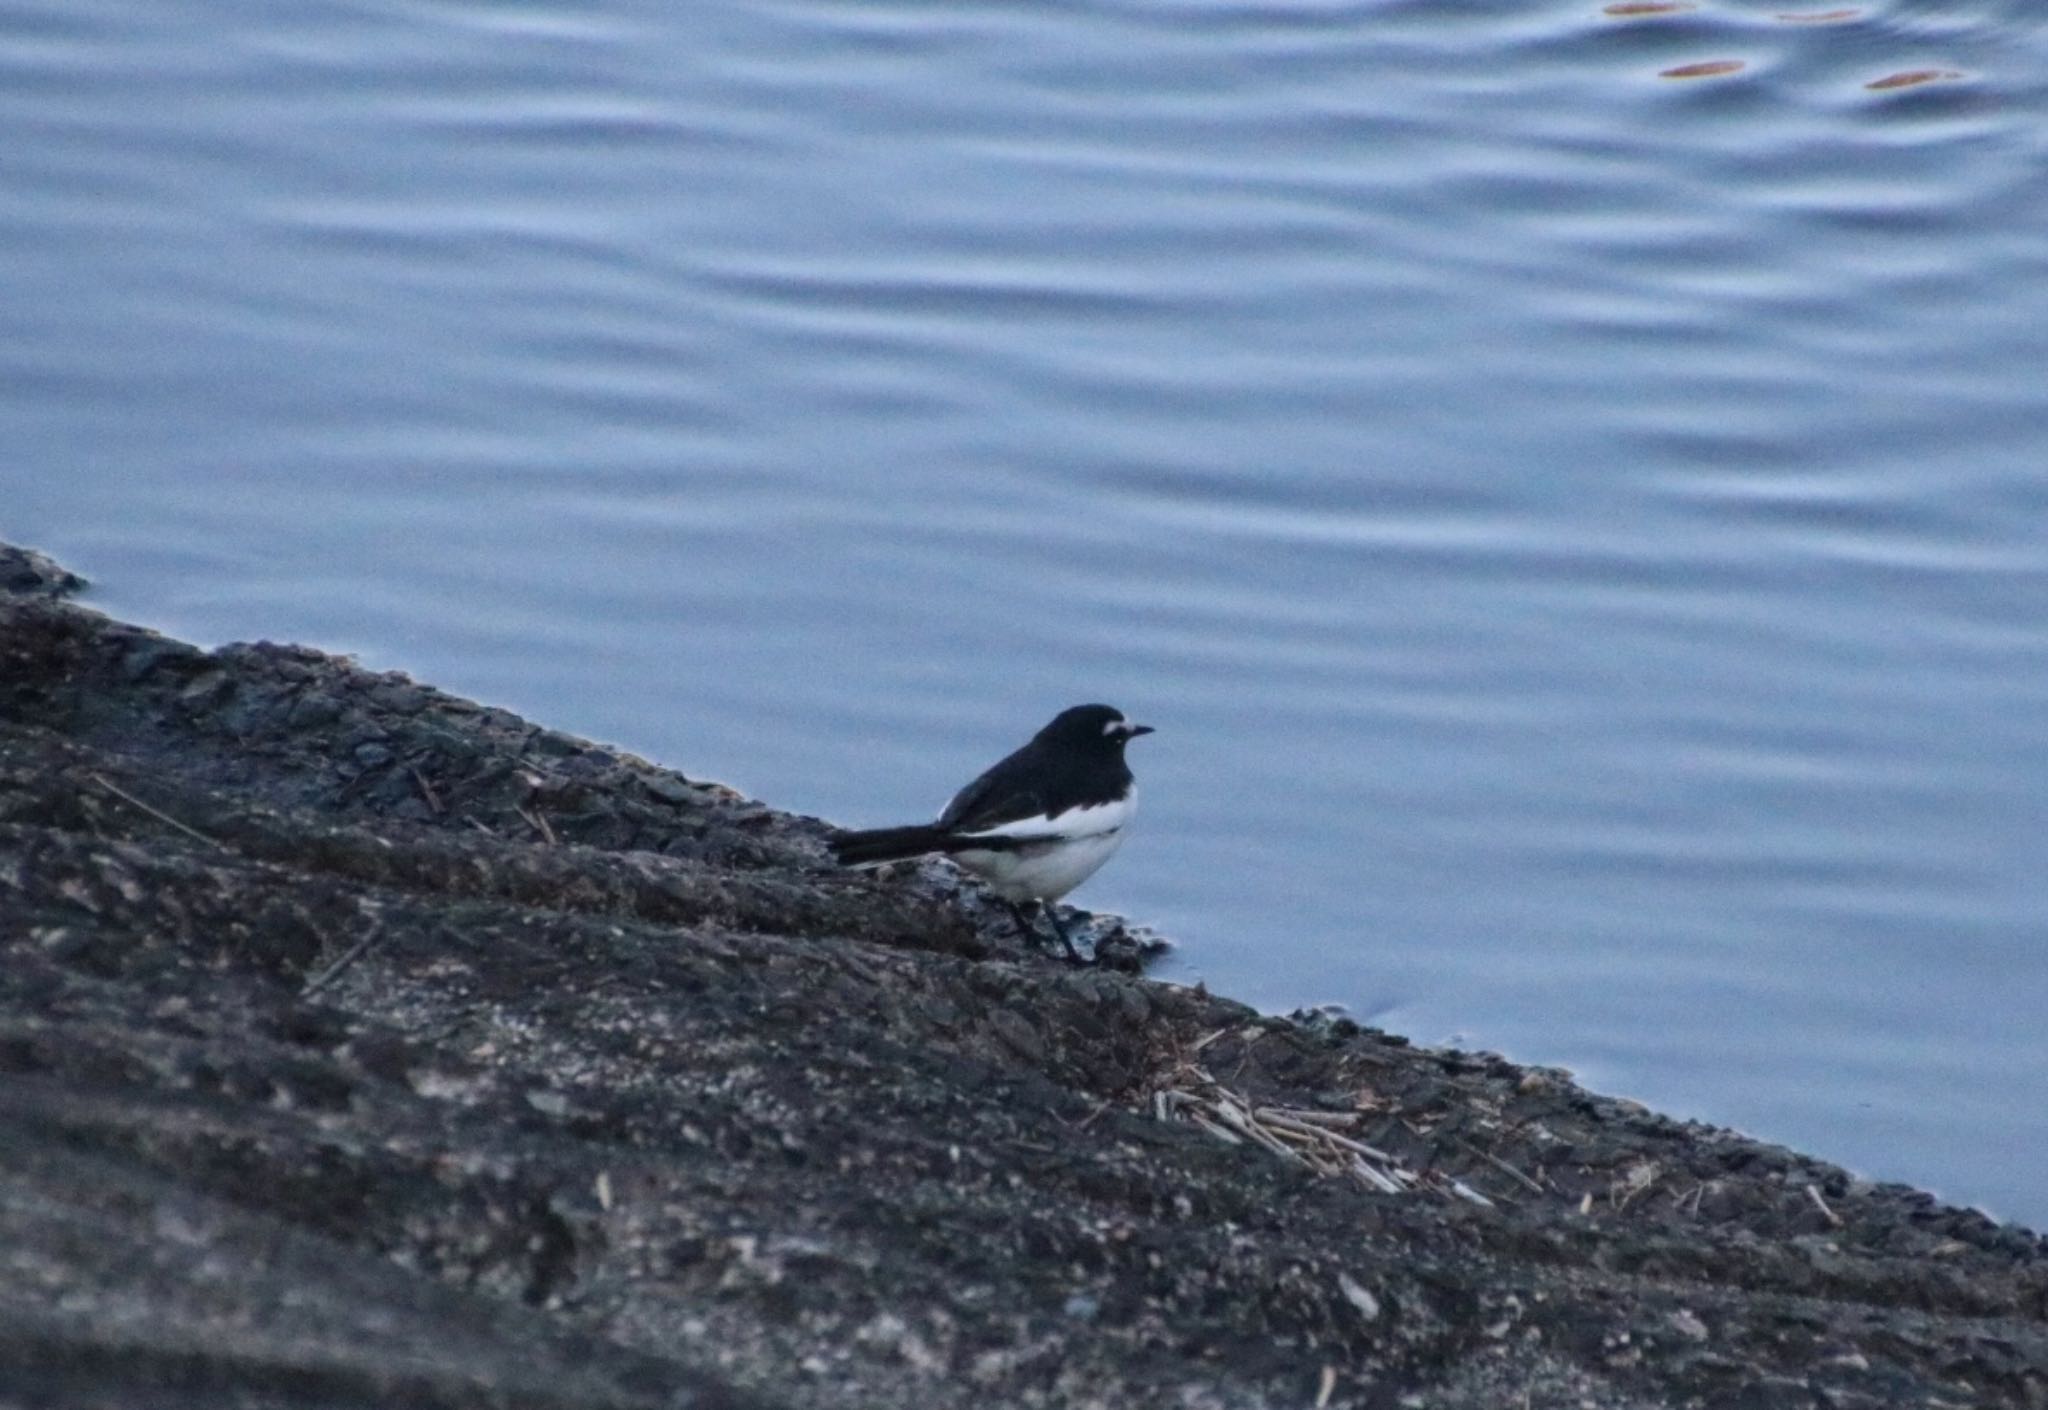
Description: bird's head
1038,703,1154,752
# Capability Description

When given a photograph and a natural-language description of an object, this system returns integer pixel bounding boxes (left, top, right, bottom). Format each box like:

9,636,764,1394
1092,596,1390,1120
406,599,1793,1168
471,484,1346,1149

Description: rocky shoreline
3,540,2044,1409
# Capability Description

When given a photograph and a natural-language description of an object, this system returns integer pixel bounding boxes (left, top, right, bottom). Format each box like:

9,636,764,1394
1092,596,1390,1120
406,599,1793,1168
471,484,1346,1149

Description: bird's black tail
830,824,956,867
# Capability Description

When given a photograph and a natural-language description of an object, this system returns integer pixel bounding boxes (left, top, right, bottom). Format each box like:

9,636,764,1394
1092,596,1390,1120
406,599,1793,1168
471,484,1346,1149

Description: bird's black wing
935,744,1053,835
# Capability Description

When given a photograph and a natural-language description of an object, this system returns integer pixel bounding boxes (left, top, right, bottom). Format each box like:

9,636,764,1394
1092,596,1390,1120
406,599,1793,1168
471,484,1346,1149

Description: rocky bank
2,541,2044,1409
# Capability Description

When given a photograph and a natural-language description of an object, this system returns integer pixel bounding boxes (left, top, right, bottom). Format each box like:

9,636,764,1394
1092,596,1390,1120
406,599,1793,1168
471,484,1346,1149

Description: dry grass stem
90,773,222,850
1148,1054,1495,1205
1350,1156,1407,1196
409,766,443,814
1447,1178,1495,1208
515,804,558,846
1456,1136,1545,1195
1256,1106,1357,1128
1806,1182,1845,1228
301,922,387,998
1261,1111,1398,1163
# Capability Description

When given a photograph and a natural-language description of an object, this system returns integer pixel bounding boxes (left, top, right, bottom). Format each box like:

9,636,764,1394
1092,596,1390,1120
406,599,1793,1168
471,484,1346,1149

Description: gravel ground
3,540,2044,1409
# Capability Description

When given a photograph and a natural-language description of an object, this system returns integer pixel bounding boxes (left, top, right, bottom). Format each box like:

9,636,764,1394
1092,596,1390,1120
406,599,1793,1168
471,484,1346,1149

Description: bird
830,703,1153,962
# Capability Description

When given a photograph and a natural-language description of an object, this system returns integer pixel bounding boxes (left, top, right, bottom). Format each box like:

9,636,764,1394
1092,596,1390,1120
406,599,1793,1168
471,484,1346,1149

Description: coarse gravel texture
2,540,2045,1410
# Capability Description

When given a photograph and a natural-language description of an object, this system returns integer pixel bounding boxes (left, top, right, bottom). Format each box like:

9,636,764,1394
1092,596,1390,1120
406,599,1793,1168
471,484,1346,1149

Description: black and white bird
830,704,1153,962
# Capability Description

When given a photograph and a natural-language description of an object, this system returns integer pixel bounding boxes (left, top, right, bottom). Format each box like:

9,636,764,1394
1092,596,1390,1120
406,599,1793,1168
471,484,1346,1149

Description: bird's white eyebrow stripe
956,793,1134,843
1101,716,1126,735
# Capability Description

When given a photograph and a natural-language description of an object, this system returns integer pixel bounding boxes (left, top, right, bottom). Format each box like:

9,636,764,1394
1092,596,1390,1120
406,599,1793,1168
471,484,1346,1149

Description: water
5,0,2047,1224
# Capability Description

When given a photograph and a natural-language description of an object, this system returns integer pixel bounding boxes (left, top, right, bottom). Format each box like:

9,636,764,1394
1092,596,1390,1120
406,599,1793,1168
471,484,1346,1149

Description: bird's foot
1008,900,1089,966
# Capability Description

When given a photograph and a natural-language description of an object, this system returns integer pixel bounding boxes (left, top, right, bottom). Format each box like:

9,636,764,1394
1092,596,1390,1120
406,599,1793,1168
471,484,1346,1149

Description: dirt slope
2,541,2043,1409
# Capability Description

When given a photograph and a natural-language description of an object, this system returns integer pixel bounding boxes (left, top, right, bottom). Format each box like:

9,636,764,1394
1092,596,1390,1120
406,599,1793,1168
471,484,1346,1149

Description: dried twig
1805,1182,1844,1229
1444,1178,1495,1208
1210,1100,1310,1166
1255,1106,1357,1128
1147,1059,1477,1203
89,773,221,850
301,922,387,998
1611,1161,1661,1212
1455,1136,1545,1195
1350,1155,1406,1195
515,803,558,846
1261,1111,1398,1163
409,766,443,815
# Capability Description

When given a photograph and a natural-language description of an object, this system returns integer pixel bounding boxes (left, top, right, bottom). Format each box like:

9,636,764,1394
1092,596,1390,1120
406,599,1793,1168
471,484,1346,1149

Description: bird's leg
1015,897,1081,963
1039,902,1086,966
1006,900,1045,950
1005,900,1084,964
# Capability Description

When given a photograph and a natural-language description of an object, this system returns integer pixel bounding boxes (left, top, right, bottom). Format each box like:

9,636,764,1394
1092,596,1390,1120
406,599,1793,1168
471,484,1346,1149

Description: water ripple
6,0,2048,1225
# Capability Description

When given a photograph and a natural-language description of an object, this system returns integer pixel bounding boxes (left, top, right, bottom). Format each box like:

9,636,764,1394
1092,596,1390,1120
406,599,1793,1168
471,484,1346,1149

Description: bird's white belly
953,828,1127,903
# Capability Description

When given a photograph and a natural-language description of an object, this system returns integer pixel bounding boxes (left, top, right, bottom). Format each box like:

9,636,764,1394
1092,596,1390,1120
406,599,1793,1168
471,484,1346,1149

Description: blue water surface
5,0,2047,1223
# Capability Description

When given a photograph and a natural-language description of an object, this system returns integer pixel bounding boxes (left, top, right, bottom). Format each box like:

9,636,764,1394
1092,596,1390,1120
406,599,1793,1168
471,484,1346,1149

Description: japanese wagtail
829,703,1153,961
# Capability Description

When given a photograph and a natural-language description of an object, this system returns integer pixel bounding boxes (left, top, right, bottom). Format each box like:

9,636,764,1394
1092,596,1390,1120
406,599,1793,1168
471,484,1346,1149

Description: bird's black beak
1127,724,1155,738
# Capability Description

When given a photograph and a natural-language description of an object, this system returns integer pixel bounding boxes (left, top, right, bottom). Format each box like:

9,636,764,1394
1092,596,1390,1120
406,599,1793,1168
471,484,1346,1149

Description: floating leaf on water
1660,60,1746,79
1865,69,1963,91
1604,2,1697,14
1774,8,1860,20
